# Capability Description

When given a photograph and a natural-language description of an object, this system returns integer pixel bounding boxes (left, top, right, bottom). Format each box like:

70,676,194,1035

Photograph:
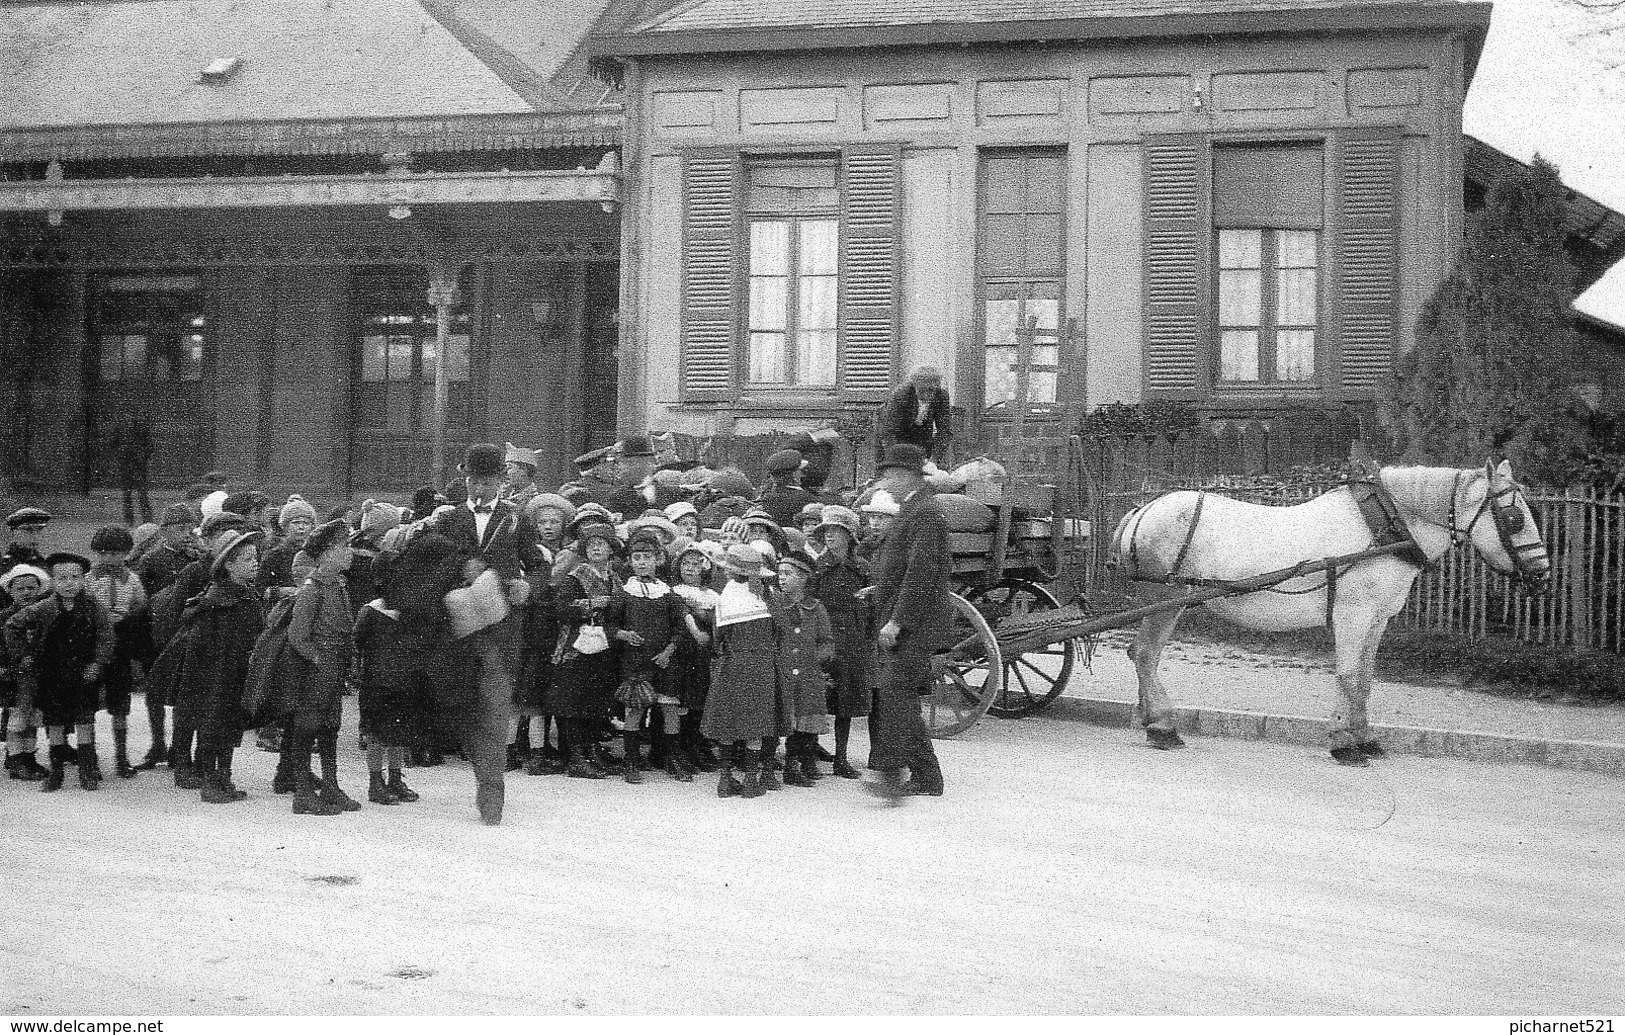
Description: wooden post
426,268,462,490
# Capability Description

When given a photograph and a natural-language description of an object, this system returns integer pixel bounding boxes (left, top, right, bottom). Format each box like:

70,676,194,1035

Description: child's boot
739,760,764,799
200,770,238,804
40,744,69,793
715,746,741,798
386,769,419,802
7,751,46,782
292,771,342,816
783,738,814,788
622,733,645,784
368,771,400,805
319,778,362,812
77,743,101,791
802,736,824,781
757,747,782,792
113,728,136,779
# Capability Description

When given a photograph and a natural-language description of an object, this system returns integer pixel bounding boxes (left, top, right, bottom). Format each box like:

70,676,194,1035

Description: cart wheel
920,592,1004,739
968,579,1077,718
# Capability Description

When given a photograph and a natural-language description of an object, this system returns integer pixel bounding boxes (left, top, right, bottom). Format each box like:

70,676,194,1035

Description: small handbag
571,623,610,655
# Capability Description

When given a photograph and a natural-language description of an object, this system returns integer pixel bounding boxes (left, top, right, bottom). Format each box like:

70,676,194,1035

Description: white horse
1108,460,1551,765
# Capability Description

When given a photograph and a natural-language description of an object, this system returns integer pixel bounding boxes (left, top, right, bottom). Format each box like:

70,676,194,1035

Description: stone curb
1042,696,1625,778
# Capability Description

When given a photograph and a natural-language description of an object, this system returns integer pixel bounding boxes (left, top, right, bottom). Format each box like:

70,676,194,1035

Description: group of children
0,433,909,814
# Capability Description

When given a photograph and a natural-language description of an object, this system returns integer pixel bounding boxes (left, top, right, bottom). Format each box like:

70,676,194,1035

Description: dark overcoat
809,554,877,716
871,488,952,688
168,579,265,743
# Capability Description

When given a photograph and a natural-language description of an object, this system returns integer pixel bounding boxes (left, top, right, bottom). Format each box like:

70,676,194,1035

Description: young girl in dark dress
353,598,427,805
173,530,266,804
671,543,720,773
285,520,356,816
701,543,787,799
807,506,877,779
606,530,685,784
549,522,623,779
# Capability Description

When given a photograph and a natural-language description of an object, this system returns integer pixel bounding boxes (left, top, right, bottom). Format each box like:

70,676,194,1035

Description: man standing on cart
866,443,948,802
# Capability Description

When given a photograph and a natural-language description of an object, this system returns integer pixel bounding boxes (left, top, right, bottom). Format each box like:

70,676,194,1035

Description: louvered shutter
1333,128,1400,395
680,149,740,402
839,145,901,401
1141,135,1210,397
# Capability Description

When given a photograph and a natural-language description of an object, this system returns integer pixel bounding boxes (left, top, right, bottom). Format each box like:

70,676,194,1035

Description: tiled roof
636,0,1463,33
0,0,610,131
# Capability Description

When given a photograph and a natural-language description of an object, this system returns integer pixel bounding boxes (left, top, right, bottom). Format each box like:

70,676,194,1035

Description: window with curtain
92,274,206,383
745,159,840,389
1212,144,1324,386
352,269,474,431
979,150,1066,414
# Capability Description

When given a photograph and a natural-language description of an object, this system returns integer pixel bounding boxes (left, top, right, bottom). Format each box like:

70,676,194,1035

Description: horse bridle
1443,465,1549,583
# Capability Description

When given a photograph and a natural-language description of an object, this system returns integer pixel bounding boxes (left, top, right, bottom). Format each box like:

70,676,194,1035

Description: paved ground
3,699,1621,1015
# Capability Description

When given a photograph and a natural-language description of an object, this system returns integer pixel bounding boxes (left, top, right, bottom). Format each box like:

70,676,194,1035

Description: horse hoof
1356,741,1386,759
1146,729,1185,750
1330,746,1370,767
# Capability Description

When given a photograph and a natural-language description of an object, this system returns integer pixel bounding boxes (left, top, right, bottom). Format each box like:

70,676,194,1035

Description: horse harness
1120,463,1429,625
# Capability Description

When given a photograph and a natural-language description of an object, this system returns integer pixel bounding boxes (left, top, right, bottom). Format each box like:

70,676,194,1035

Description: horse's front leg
1352,616,1390,758
1328,608,1384,765
1129,605,1187,749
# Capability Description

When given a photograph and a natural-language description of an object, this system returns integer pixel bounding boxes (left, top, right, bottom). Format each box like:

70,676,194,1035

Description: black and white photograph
1,0,1623,1019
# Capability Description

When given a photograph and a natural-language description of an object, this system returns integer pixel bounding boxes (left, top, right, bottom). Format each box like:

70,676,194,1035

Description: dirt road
2,708,1619,1014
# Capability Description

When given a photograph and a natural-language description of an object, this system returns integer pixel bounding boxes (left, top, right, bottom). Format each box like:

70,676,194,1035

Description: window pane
1219,269,1261,326
1218,230,1262,270
749,332,786,383
1029,370,1058,405
798,329,837,387
1276,268,1318,326
361,335,388,382
749,276,788,333
1277,230,1318,268
984,345,1018,408
750,221,790,276
1220,330,1260,382
799,274,837,332
1025,296,1059,333
985,298,1020,346
799,220,838,276
1276,330,1316,381
387,336,414,382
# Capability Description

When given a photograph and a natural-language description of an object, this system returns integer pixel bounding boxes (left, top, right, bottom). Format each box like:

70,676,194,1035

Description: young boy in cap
87,525,149,778
4,552,116,791
756,449,817,527
259,495,318,592
808,505,876,779
136,504,202,597
1,564,51,780
285,519,358,815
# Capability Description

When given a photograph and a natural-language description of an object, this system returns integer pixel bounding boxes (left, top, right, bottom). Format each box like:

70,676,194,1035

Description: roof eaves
588,1,1492,59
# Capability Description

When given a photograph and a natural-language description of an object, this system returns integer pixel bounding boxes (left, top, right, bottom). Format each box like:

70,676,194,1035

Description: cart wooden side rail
921,539,1419,738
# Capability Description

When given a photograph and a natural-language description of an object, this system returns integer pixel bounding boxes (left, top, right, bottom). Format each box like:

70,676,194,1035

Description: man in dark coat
866,443,949,801
756,449,818,526
878,366,953,464
427,442,548,825
107,415,156,527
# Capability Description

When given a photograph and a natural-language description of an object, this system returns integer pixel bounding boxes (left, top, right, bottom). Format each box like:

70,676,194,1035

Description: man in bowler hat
865,443,949,802
429,443,547,824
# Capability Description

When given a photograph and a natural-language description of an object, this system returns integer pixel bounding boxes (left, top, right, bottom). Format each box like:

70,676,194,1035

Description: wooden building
590,0,1494,455
0,0,626,495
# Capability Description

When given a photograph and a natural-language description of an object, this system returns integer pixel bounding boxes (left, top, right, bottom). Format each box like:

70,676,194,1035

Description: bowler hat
877,443,928,475
6,507,51,530
460,443,506,480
